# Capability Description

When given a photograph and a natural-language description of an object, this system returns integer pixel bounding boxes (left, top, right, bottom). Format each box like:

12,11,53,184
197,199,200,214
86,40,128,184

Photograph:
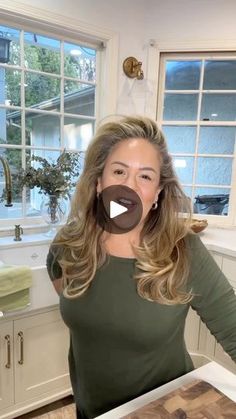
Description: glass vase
40,194,67,237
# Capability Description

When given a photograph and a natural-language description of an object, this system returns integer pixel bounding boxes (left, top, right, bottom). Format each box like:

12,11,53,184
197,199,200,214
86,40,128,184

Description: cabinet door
196,252,223,360
200,251,224,359
0,321,14,410
14,309,71,403
215,255,236,373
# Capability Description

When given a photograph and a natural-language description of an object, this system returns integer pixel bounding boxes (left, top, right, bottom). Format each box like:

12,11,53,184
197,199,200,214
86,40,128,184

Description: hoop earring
152,201,158,210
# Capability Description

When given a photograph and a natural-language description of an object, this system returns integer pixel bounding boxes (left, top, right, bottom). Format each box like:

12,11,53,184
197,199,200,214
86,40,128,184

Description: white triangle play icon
110,200,128,218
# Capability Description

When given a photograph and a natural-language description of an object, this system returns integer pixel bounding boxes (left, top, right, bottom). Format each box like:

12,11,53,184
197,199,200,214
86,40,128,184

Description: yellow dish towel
0,265,32,312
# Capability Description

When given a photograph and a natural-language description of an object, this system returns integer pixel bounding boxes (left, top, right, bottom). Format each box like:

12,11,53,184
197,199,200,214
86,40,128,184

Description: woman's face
97,138,162,224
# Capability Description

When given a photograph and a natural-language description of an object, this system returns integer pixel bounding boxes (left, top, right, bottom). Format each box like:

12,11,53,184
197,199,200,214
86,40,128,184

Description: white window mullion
20,28,27,217
192,59,205,203
156,55,166,123
94,46,102,126
60,40,64,151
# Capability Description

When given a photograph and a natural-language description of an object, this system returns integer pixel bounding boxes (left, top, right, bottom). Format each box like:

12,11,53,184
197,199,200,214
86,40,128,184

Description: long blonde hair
51,116,193,304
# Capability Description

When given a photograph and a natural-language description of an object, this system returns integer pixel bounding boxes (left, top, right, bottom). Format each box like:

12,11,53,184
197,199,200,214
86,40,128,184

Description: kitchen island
95,361,236,418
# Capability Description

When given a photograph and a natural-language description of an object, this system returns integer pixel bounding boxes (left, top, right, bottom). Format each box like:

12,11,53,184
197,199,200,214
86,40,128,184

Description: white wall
146,0,236,41
2,0,236,115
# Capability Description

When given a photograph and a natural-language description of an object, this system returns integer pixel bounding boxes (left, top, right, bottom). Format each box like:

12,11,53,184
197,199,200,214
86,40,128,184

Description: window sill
0,223,62,243
0,232,52,249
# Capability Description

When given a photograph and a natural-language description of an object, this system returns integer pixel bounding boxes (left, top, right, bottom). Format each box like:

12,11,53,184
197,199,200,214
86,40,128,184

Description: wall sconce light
0,33,11,63
123,56,144,80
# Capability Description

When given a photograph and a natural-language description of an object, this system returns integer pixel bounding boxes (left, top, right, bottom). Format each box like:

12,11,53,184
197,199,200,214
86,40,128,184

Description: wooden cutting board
122,380,236,418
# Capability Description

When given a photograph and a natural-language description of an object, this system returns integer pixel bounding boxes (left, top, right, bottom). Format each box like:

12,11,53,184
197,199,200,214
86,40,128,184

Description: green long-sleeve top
46,234,236,418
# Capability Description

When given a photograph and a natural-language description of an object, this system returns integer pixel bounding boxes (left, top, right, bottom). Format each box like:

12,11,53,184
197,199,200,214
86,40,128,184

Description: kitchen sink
0,236,59,316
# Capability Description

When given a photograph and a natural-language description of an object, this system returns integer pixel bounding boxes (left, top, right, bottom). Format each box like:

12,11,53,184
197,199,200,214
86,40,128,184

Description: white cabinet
211,253,236,373
0,308,71,419
185,251,236,373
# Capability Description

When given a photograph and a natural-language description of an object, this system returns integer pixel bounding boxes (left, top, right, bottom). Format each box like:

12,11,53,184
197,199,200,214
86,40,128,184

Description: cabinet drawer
0,244,49,267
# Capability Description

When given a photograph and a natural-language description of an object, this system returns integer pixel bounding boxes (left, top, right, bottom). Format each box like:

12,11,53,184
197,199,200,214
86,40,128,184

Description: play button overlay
110,200,128,218
97,185,143,234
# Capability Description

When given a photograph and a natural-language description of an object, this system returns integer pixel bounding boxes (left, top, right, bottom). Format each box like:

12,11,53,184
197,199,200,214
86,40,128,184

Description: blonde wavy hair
50,115,193,304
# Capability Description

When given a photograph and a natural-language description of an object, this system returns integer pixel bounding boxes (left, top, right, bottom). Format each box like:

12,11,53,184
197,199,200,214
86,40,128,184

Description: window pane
183,186,192,199
163,94,198,120
25,72,60,109
25,149,63,216
25,112,60,147
194,188,230,215
64,82,95,116
0,148,22,178
0,25,20,66
0,109,22,145
26,149,60,165
0,184,23,218
201,93,236,121
173,157,194,183
64,43,96,82
0,148,22,218
199,126,236,154
24,33,60,74
203,60,236,90
26,186,41,217
162,125,196,153
196,157,233,185
6,110,21,144
2,68,21,106
165,61,201,90
64,117,94,150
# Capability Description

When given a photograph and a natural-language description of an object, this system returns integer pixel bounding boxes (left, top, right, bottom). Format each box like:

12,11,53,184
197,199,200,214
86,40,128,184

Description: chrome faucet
14,224,23,241
0,156,12,207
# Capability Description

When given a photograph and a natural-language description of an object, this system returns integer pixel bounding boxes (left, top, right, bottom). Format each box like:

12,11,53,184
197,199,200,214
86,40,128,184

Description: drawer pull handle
18,331,24,365
5,334,11,369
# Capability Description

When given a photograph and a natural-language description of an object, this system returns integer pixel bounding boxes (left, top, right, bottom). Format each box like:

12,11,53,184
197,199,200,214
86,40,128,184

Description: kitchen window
0,23,102,224
157,53,236,224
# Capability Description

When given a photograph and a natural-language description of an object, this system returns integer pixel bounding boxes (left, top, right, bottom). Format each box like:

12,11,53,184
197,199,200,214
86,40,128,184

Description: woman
47,116,236,419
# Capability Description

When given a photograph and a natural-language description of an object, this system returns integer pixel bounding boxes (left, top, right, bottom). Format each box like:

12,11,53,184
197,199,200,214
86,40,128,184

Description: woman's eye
140,174,152,181
114,169,124,175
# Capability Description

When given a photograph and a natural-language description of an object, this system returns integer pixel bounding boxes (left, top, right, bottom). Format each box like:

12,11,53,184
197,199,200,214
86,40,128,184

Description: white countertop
0,227,236,257
95,361,236,418
201,227,236,258
0,227,236,256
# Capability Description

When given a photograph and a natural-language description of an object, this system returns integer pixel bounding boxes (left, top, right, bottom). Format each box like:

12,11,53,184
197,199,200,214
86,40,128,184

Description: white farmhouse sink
28,266,59,312
0,236,59,317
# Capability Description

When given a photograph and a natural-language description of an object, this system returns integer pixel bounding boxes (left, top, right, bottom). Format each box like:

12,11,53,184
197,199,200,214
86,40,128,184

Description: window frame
0,1,118,231
145,40,236,227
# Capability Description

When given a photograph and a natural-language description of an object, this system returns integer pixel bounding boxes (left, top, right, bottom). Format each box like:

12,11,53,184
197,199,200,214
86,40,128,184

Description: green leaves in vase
15,150,82,199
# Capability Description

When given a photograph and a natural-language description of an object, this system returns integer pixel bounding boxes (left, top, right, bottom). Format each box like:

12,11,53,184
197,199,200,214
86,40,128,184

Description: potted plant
16,150,82,234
